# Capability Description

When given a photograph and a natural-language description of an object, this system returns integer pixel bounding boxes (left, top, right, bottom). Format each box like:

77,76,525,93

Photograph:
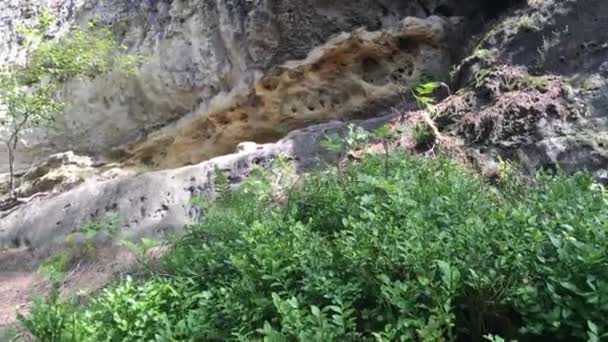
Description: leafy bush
17,289,86,342
20,151,608,341
20,19,143,84
413,81,442,110
38,253,71,284
413,121,436,148
1,11,143,198
36,214,125,285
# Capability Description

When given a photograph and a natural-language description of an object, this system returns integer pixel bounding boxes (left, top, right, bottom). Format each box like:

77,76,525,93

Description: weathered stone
0,0,458,173
0,115,392,249
441,0,608,182
125,15,454,169
3,0,607,250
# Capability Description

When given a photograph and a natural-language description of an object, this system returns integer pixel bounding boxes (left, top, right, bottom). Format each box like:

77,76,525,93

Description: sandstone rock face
0,115,392,249
127,16,454,168
0,0,459,173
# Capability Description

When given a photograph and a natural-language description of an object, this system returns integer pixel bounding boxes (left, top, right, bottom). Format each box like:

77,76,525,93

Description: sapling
0,11,143,199
0,74,62,198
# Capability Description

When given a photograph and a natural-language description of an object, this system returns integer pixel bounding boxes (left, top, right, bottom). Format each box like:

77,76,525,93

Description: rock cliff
1,0,607,261
0,0,466,172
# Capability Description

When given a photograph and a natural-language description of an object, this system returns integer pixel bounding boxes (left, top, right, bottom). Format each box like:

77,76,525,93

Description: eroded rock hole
261,78,278,91
361,57,390,85
141,154,155,167
397,37,419,54
216,113,231,125
362,57,381,73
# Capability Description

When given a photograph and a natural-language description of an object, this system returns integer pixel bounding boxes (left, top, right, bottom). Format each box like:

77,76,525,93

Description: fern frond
213,165,232,202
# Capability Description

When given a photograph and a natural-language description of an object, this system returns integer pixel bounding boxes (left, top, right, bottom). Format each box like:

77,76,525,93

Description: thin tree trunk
6,114,30,199
6,141,15,199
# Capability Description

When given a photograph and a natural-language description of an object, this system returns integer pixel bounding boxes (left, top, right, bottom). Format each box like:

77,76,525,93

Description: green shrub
36,215,125,285
413,121,436,148
20,19,143,84
38,253,71,284
18,289,87,342
20,152,608,341
413,81,442,110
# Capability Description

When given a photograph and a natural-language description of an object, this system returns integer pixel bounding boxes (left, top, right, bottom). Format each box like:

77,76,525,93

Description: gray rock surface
3,0,607,251
0,115,392,249
0,0,460,173
444,0,608,182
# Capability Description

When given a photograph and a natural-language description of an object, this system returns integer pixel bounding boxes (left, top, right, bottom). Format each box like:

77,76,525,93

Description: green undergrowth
19,151,608,341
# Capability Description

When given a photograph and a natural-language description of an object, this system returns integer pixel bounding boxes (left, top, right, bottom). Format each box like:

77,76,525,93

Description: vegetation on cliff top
18,146,608,341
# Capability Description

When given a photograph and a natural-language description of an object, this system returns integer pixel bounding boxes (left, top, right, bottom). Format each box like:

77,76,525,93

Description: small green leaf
588,320,599,334
311,305,321,318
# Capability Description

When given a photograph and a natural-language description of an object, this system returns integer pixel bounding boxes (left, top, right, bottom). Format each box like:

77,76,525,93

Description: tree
0,73,62,198
0,10,142,199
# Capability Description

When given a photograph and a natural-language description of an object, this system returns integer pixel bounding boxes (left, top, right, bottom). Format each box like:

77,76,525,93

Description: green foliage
374,124,400,177
319,132,343,154
1,10,143,197
78,213,123,239
23,25,119,83
86,277,196,341
77,214,124,258
474,48,499,61
39,215,125,283
19,152,608,341
18,289,87,342
123,238,159,258
512,75,549,91
0,326,19,342
115,53,147,78
413,121,436,147
16,9,56,45
38,253,71,284
484,334,507,342
213,165,232,203
374,124,399,143
320,124,371,155
17,15,144,84
343,124,371,150
0,74,63,129
413,81,441,110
